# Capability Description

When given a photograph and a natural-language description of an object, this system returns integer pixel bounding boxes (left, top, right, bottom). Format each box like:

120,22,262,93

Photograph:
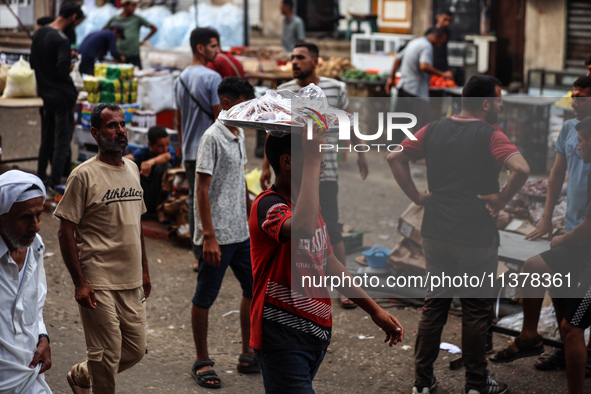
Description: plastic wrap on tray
218,83,352,135
221,89,293,124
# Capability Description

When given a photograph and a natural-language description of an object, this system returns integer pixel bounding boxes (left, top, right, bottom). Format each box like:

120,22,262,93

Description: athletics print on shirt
101,187,143,205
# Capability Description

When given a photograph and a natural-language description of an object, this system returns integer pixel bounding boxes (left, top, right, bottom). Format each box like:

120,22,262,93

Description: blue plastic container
362,244,392,269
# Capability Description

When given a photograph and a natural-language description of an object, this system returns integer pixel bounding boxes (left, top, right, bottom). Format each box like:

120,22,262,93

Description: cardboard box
259,59,278,72
398,202,424,246
241,59,259,74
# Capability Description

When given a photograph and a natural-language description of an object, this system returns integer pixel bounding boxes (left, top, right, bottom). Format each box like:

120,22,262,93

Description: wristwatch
38,333,50,344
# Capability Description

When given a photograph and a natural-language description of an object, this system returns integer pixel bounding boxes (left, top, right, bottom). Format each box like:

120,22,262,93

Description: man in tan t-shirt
55,103,151,394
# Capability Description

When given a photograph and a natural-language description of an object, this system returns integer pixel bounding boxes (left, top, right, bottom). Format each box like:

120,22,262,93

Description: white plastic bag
137,73,174,113
70,58,84,91
0,63,8,95
1,57,36,98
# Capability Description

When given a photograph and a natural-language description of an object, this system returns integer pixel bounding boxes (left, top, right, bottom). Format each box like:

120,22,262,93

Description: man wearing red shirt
206,51,245,79
388,75,530,394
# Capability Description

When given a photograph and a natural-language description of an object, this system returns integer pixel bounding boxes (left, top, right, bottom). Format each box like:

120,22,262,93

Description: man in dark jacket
78,22,126,75
30,2,83,191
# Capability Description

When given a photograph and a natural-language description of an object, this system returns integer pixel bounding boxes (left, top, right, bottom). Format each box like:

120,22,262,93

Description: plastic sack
75,4,119,46
245,168,263,196
154,11,194,49
137,73,174,113
137,6,171,47
2,57,36,98
70,59,84,92
0,63,8,95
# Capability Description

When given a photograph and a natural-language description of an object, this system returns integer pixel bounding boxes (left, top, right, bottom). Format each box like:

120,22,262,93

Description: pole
193,0,198,26
243,0,249,46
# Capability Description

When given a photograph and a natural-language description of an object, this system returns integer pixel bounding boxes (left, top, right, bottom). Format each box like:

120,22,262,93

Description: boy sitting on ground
124,125,176,214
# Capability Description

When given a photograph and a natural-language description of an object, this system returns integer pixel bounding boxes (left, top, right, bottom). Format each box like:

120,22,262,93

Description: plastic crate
343,230,364,254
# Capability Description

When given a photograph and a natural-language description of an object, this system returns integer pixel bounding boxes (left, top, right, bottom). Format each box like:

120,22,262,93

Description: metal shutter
565,1,591,71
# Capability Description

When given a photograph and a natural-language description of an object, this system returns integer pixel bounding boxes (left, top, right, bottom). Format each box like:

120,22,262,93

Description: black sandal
191,359,221,389
535,349,565,371
490,335,544,363
236,354,261,374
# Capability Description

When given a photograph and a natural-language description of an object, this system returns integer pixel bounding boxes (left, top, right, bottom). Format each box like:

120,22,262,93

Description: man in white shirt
0,170,51,394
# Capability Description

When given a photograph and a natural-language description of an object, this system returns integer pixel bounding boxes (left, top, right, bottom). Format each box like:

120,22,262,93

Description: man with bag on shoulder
173,27,222,272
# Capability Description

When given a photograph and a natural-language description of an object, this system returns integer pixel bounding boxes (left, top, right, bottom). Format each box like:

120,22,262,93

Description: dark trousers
415,238,498,391
254,348,326,394
415,297,492,390
184,160,200,260
38,106,75,188
126,55,142,69
140,162,171,214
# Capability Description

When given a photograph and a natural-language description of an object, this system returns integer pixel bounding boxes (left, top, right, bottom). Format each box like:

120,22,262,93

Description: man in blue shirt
125,125,176,214
173,27,222,271
491,77,591,371
77,22,126,75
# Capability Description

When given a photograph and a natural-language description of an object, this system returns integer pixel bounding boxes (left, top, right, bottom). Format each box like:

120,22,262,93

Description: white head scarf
0,170,46,216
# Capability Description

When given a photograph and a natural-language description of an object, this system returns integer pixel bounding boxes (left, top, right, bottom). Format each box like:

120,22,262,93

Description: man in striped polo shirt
260,41,368,309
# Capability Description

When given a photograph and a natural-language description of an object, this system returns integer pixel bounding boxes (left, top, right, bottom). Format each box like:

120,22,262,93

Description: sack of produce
0,63,8,95
2,57,37,98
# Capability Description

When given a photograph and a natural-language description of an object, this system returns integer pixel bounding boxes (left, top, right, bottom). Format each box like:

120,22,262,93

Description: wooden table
246,72,292,89
0,97,43,169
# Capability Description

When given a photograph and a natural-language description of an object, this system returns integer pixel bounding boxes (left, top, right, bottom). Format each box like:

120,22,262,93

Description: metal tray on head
218,118,304,133
218,118,340,136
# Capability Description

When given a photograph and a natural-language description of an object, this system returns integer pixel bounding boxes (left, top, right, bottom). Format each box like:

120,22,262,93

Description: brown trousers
71,288,146,393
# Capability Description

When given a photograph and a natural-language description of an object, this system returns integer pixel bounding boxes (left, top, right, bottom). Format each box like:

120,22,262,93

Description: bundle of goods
84,63,138,104
237,46,290,63
341,68,388,82
316,57,354,79
218,84,352,135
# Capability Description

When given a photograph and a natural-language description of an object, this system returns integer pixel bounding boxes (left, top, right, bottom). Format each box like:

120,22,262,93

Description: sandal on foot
191,359,221,389
339,295,358,310
535,349,565,371
490,335,544,363
236,354,261,374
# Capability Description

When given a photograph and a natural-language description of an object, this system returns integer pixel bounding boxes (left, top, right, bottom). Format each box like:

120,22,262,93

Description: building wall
524,0,566,76
261,0,282,37
410,0,429,36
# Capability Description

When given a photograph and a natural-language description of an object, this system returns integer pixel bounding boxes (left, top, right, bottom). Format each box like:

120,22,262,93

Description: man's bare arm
140,231,151,298
526,153,567,240
58,219,96,309
325,254,404,346
385,56,402,94
140,24,158,44
175,110,183,155
196,172,221,267
478,154,530,217
29,336,51,373
419,63,453,79
387,151,431,205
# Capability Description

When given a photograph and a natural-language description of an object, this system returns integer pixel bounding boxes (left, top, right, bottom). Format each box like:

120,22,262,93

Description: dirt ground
37,134,577,393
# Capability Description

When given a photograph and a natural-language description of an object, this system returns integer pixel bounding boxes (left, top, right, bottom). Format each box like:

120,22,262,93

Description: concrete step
0,29,31,49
